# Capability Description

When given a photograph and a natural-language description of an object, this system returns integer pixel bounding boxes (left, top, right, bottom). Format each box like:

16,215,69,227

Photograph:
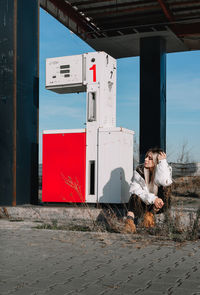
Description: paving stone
1,220,200,295
166,287,200,295
7,286,37,295
30,291,46,295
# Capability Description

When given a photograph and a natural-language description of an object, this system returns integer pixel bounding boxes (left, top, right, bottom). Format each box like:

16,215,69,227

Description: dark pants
128,194,154,218
128,189,171,218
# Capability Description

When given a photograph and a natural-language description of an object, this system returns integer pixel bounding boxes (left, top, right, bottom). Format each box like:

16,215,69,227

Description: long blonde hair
144,148,164,195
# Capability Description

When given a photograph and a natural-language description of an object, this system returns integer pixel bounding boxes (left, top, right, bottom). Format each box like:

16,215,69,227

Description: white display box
46,55,86,93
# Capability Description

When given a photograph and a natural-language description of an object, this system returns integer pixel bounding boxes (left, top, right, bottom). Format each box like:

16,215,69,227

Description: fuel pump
42,51,134,203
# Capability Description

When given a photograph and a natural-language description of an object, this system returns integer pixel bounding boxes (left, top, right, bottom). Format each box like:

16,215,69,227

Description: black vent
60,65,70,69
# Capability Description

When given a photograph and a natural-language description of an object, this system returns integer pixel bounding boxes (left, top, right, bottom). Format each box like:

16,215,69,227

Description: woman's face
144,152,155,169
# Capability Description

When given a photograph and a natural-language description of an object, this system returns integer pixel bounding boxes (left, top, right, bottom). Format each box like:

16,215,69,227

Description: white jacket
129,159,172,205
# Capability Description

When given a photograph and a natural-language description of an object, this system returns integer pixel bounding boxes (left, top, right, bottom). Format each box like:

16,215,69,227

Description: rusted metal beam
86,4,161,19
41,0,200,37
73,0,118,6
40,0,200,45
156,0,174,22
172,0,200,8
78,0,200,25
91,22,166,37
88,14,200,37
41,0,97,34
94,11,163,26
174,22,200,36
173,5,200,15
79,1,157,13
42,0,84,30
73,0,200,8
75,0,200,11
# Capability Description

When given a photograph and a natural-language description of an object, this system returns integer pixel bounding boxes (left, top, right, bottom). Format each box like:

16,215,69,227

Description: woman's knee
128,194,146,216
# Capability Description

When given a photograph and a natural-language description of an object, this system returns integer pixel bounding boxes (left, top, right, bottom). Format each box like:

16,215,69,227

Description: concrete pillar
139,36,166,163
0,0,39,205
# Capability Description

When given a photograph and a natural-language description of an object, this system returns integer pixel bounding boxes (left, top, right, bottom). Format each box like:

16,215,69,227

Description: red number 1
89,64,96,82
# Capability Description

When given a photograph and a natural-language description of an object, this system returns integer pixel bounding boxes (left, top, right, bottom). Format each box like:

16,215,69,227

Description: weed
9,219,24,222
186,207,200,240
34,204,200,242
37,173,200,241
35,222,93,232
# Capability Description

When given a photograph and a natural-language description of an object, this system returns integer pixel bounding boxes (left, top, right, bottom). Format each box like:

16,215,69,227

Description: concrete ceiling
40,0,200,58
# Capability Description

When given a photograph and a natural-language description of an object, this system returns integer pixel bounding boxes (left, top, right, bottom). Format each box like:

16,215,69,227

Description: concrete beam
139,36,166,163
0,0,39,205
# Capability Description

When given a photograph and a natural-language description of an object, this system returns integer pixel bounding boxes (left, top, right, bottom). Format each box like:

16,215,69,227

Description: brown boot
143,212,155,228
124,218,136,233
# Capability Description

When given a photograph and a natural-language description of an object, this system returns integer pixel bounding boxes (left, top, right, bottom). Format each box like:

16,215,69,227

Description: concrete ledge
0,206,101,222
0,205,199,230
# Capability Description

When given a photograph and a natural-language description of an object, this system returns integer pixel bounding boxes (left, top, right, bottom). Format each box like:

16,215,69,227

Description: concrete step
0,205,199,230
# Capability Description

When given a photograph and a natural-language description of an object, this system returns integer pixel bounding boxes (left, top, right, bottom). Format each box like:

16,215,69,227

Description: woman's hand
154,197,164,209
157,152,166,161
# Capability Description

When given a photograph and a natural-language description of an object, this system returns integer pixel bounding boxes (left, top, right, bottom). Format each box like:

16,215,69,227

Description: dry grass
35,204,200,242
172,176,200,198
37,176,200,241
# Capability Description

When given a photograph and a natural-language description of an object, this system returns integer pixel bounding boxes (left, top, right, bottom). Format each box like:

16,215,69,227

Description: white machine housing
45,51,134,203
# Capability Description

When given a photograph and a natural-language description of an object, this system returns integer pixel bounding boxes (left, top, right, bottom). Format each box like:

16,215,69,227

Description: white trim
98,127,134,135
43,129,86,134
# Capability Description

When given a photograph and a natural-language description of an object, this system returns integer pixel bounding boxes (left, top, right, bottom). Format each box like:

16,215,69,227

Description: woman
125,148,172,233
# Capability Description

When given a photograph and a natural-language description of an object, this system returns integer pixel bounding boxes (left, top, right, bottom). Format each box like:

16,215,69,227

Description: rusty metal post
0,0,39,205
139,36,166,163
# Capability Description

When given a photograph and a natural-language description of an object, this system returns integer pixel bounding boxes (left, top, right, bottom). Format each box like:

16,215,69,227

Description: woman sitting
125,148,172,233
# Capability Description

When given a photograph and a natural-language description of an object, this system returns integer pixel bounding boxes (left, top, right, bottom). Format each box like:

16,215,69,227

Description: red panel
42,132,86,203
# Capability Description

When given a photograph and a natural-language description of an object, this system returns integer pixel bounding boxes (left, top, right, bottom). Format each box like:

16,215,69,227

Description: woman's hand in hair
154,197,164,209
157,152,166,161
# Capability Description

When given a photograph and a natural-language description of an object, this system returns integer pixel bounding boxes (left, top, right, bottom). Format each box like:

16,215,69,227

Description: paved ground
0,219,200,295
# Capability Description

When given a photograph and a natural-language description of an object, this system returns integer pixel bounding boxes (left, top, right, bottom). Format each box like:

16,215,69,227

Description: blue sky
39,9,200,163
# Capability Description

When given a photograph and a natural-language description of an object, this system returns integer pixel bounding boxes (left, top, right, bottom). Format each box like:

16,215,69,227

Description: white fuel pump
43,51,134,204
